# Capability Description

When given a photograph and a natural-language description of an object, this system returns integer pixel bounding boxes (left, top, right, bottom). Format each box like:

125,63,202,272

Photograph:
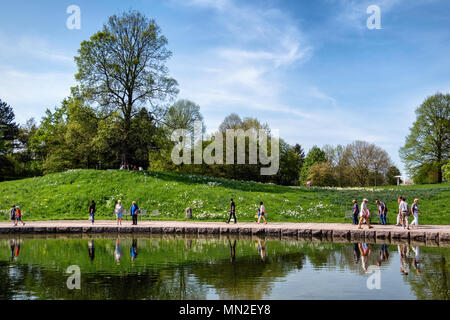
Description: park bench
344,210,354,222
124,209,147,221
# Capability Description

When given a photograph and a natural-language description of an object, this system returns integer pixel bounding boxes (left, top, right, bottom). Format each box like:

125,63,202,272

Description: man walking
227,198,237,224
376,200,387,225
352,200,359,225
398,196,410,230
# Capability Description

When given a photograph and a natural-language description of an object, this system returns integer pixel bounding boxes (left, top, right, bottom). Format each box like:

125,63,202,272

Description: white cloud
0,67,74,123
0,33,73,65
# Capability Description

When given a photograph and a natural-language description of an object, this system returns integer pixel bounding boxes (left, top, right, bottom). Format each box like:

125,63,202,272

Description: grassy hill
1,169,449,224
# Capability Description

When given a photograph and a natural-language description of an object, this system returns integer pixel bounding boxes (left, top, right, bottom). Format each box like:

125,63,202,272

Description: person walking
9,205,17,226
376,200,387,225
410,199,422,228
258,202,267,224
398,197,409,230
352,200,359,225
131,201,139,225
358,199,373,229
15,206,25,226
115,200,124,226
227,198,237,224
89,200,96,225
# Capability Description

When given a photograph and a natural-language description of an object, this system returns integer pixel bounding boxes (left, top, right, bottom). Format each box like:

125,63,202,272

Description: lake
0,235,448,300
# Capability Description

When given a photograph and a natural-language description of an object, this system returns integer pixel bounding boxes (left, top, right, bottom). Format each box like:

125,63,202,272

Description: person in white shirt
257,201,267,224
358,198,373,229
398,197,409,230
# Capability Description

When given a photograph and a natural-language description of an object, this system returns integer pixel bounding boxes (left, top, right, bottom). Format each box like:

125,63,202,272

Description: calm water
0,235,448,300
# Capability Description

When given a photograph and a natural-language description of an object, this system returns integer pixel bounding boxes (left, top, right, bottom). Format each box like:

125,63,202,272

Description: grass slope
0,169,449,224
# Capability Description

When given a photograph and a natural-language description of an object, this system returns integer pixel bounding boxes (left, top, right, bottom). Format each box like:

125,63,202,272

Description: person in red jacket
15,206,25,226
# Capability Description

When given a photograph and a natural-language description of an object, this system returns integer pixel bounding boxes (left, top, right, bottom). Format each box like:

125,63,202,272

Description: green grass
0,169,449,224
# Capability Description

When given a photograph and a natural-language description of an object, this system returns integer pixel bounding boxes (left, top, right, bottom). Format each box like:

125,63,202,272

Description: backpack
406,203,411,216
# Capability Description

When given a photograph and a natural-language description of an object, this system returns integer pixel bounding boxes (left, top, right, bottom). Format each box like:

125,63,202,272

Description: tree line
1,11,448,185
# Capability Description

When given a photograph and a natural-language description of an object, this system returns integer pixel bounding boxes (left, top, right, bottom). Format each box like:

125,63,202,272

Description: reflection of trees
405,250,449,300
191,251,306,300
0,238,449,300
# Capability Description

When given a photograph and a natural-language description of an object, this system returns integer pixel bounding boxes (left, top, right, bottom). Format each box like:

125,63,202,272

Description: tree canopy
400,92,450,183
74,10,178,165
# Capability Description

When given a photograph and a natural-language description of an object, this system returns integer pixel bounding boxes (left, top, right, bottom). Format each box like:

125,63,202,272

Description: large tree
400,93,450,183
0,99,19,155
74,11,178,165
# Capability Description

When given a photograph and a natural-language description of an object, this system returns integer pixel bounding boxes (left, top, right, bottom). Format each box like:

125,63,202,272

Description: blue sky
1,0,450,175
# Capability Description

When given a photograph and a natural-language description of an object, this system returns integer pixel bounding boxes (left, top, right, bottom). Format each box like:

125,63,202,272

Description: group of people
226,199,268,224
351,197,422,230
119,164,143,171
88,200,141,226
8,205,25,226
397,197,422,230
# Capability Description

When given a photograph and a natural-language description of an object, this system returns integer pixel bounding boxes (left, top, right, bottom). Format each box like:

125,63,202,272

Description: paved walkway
1,220,449,245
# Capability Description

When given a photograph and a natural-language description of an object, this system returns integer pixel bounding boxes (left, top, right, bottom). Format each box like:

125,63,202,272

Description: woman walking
358,199,373,229
410,199,422,228
115,200,124,226
89,200,96,225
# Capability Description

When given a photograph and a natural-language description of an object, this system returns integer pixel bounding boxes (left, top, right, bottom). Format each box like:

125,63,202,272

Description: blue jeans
352,213,359,225
379,213,387,225
90,213,95,224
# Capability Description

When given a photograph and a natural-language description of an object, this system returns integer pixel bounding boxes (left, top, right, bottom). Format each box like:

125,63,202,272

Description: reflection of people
130,239,139,262
88,240,95,262
377,244,389,266
114,239,122,264
353,243,361,264
229,239,236,263
257,239,266,261
411,246,421,275
9,239,16,260
398,244,410,275
358,243,371,272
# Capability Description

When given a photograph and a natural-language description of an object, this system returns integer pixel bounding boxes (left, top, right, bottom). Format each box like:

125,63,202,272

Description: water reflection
88,240,95,262
0,235,448,300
